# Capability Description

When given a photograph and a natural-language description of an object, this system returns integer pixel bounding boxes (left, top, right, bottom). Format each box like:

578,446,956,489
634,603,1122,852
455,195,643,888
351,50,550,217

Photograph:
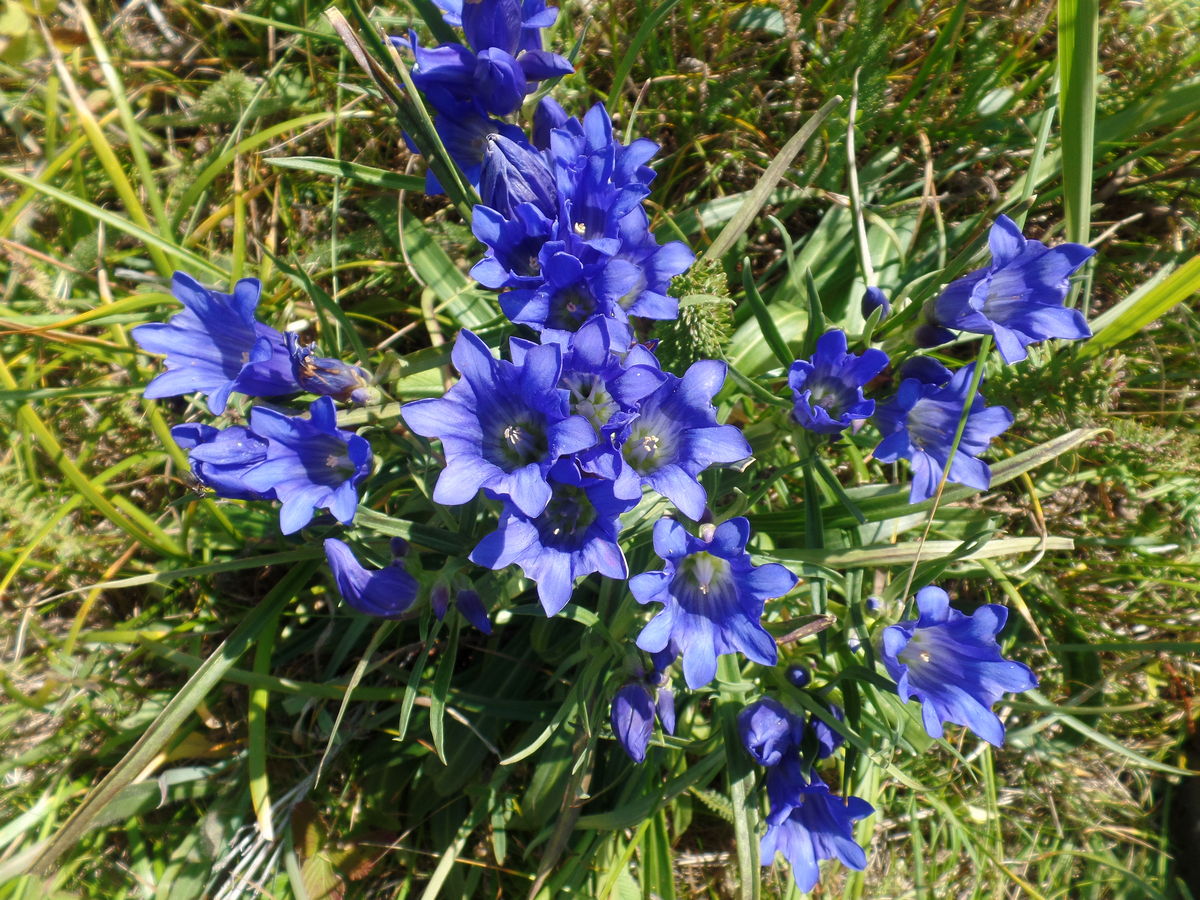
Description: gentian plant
122,1,1114,894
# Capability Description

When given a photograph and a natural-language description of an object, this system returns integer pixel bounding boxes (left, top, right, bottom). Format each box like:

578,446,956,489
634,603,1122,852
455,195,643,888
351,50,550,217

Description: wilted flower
286,334,372,404
930,215,1094,364
879,585,1037,746
240,396,372,534
788,330,888,435
132,273,297,415
630,517,797,690
324,538,418,618
873,363,1012,503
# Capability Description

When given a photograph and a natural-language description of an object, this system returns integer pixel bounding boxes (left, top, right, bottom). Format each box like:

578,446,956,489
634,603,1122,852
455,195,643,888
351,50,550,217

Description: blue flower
612,360,751,521
240,396,372,534
873,363,1013,503
479,133,557,219
470,103,691,339
860,286,890,321
611,683,656,763
532,95,568,150
286,334,373,404
760,775,873,893
931,215,1095,364
425,107,530,192
401,329,596,518
171,422,271,501
738,697,804,767
879,585,1037,746
132,273,297,415
470,459,634,615
405,0,572,120
788,330,889,435
432,0,560,53
455,589,493,634
630,517,797,690
324,538,418,618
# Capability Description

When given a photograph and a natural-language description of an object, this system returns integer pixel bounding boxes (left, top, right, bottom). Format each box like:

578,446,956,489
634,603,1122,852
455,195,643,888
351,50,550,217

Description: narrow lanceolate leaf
25,561,319,877
1057,0,1099,248
767,536,1075,568
264,156,425,193
703,95,842,261
1079,255,1200,358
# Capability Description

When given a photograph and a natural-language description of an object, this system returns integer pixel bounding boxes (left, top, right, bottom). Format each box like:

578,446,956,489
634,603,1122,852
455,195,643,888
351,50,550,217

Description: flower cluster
738,697,872,892
132,273,396,610
402,0,572,190
471,103,694,344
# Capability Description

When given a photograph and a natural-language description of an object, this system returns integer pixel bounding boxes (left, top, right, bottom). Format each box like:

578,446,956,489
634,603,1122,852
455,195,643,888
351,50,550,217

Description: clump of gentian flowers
127,0,1092,893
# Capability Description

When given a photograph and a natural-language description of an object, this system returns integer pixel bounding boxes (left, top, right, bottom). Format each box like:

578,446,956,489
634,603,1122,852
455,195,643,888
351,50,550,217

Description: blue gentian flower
612,360,752,521
873,363,1013,503
810,703,845,759
405,0,572,119
240,396,372,534
324,538,418,618
432,0,559,53
611,682,656,763
132,273,297,415
738,697,805,767
861,286,890,321
785,664,810,688
171,422,271,501
471,103,691,339
879,585,1037,746
424,107,530,192
286,334,373,404
480,133,557,219
401,329,596,518
788,330,889,435
931,215,1095,364
470,459,634,615
630,517,798,690
532,95,569,149
455,589,493,634
761,775,873,893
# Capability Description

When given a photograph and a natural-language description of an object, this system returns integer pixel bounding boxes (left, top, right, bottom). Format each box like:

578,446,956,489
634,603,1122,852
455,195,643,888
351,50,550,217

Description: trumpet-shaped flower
761,775,873,893
879,585,1037,746
132,273,297,415
610,683,656,763
401,330,596,518
241,396,372,534
788,330,888,435
171,423,271,501
631,517,797,690
613,359,751,520
469,459,633,615
324,538,418,618
873,363,1012,503
931,215,1094,364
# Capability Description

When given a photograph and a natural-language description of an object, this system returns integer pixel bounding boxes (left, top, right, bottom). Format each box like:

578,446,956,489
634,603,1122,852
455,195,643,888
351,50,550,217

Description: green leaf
264,156,425,193
1080,255,1200,358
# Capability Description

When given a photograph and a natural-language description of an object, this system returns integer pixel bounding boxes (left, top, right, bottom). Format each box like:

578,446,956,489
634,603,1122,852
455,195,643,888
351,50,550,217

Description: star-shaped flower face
788,330,889,435
630,517,797,690
240,396,373,534
879,586,1037,746
469,459,633,616
873,364,1013,503
931,215,1095,364
401,329,596,519
132,273,298,415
